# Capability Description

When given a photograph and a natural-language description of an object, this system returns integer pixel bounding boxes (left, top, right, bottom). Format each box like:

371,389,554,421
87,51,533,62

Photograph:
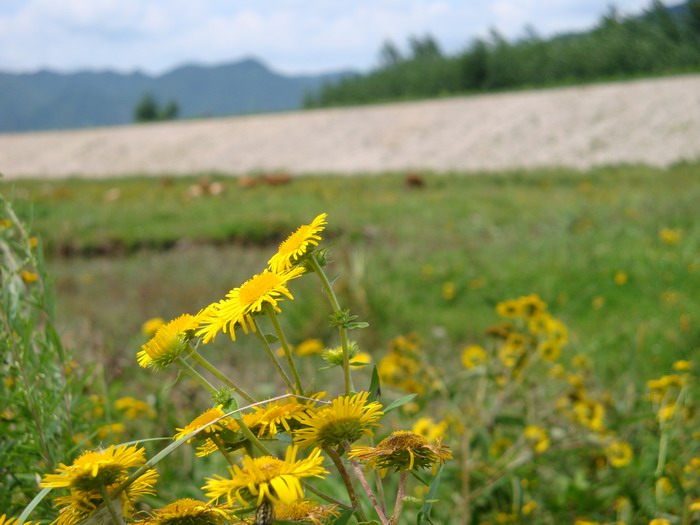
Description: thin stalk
461,431,471,525
99,483,123,525
176,357,217,397
655,430,669,477
211,435,236,467
325,446,368,523
302,481,353,510
389,471,409,525
252,319,295,393
188,350,256,403
236,415,273,457
350,460,389,525
309,255,353,395
264,303,304,395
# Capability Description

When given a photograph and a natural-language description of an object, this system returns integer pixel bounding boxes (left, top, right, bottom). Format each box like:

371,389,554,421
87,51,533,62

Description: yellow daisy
523,425,550,454
204,445,327,507
137,314,199,369
268,213,328,272
250,394,324,438
293,391,384,449
349,430,452,472
175,406,251,457
606,440,633,468
41,444,147,491
133,498,229,525
114,396,157,420
141,317,165,337
274,499,340,525
51,469,158,525
196,267,305,343
412,417,448,442
0,516,33,525
461,344,487,369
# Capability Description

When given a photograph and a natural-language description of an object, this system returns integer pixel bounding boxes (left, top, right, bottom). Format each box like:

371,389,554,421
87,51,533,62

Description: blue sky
0,0,656,75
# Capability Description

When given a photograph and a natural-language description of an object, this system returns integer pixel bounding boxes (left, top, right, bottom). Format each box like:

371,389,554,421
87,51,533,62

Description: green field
2,162,699,524
3,163,698,379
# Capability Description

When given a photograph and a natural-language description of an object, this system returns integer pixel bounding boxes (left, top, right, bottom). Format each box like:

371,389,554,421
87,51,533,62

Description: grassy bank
2,162,698,384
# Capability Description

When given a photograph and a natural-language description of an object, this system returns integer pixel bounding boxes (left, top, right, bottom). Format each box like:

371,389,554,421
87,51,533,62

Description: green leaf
368,365,381,402
494,414,525,427
417,465,444,525
331,509,355,524
383,393,417,414
346,321,369,330
264,333,279,344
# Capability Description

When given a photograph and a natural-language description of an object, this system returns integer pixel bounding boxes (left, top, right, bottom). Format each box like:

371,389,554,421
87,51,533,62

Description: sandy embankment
1,75,699,179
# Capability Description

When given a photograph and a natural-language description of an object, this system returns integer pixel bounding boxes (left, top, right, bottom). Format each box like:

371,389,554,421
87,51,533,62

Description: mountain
0,58,351,133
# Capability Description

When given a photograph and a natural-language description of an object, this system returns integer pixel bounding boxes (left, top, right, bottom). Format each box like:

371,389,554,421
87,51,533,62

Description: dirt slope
1,75,699,179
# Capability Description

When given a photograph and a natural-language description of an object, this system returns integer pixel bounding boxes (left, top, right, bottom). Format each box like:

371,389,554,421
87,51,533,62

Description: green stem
211,435,236,467
656,430,669,477
252,318,295,393
99,483,123,525
309,255,353,395
176,357,217,397
236,414,273,457
325,446,367,523
189,351,256,404
264,303,304,395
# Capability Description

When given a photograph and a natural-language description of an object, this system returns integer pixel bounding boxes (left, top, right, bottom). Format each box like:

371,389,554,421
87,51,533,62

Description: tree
133,93,180,123
134,93,159,122
378,39,403,68
408,34,442,60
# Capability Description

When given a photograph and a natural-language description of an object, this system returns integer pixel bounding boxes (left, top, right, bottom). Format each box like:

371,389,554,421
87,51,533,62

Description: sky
0,0,657,76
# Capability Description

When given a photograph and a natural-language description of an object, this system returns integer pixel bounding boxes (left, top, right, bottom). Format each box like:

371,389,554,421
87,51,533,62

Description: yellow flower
658,404,676,423
41,444,147,491
29,236,39,248
520,294,547,317
351,351,373,366
689,499,700,511
268,213,327,272
412,417,448,442
606,441,633,468
441,281,456,300
294,392,383,448
137,314,199,369
659,227,682,245
20,270,39,284
96,422,126,440
349,431,452,471
538,340,561,361
496,299,524,318
141,317,165,337
250,395,324,438
175,406,242,457
592,296,605,310
649,519,670,525
614,271,628,285
273,499,339,525
204,445,327,506
295,338,324,356
197,267,305,343
0,516,33,525
461,345,487,369
673,360,692,371
522,501,537,515
115,396,156,420
51,469,158,525
134,498,228,525
524,425,550,454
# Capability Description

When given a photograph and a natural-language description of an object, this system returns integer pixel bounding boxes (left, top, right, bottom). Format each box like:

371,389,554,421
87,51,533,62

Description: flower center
239,273,280,306
278,226,312,256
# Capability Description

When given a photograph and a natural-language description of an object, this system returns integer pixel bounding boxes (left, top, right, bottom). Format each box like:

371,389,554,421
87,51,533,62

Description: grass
3,162,700,523
2,162,698,387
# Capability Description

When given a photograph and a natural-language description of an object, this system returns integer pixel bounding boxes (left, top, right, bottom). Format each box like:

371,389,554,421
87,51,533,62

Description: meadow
1,161,699,524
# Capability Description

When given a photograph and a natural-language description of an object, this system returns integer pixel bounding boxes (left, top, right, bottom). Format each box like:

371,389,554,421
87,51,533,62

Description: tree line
304,0,700,108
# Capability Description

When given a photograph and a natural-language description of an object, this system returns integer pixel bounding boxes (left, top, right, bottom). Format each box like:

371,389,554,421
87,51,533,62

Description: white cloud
0,0,656,75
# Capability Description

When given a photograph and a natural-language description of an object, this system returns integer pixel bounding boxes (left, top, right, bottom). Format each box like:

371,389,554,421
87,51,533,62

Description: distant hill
0,58,351,133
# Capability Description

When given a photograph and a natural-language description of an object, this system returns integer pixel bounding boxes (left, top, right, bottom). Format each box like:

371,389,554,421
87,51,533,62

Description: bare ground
1,74,699,179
